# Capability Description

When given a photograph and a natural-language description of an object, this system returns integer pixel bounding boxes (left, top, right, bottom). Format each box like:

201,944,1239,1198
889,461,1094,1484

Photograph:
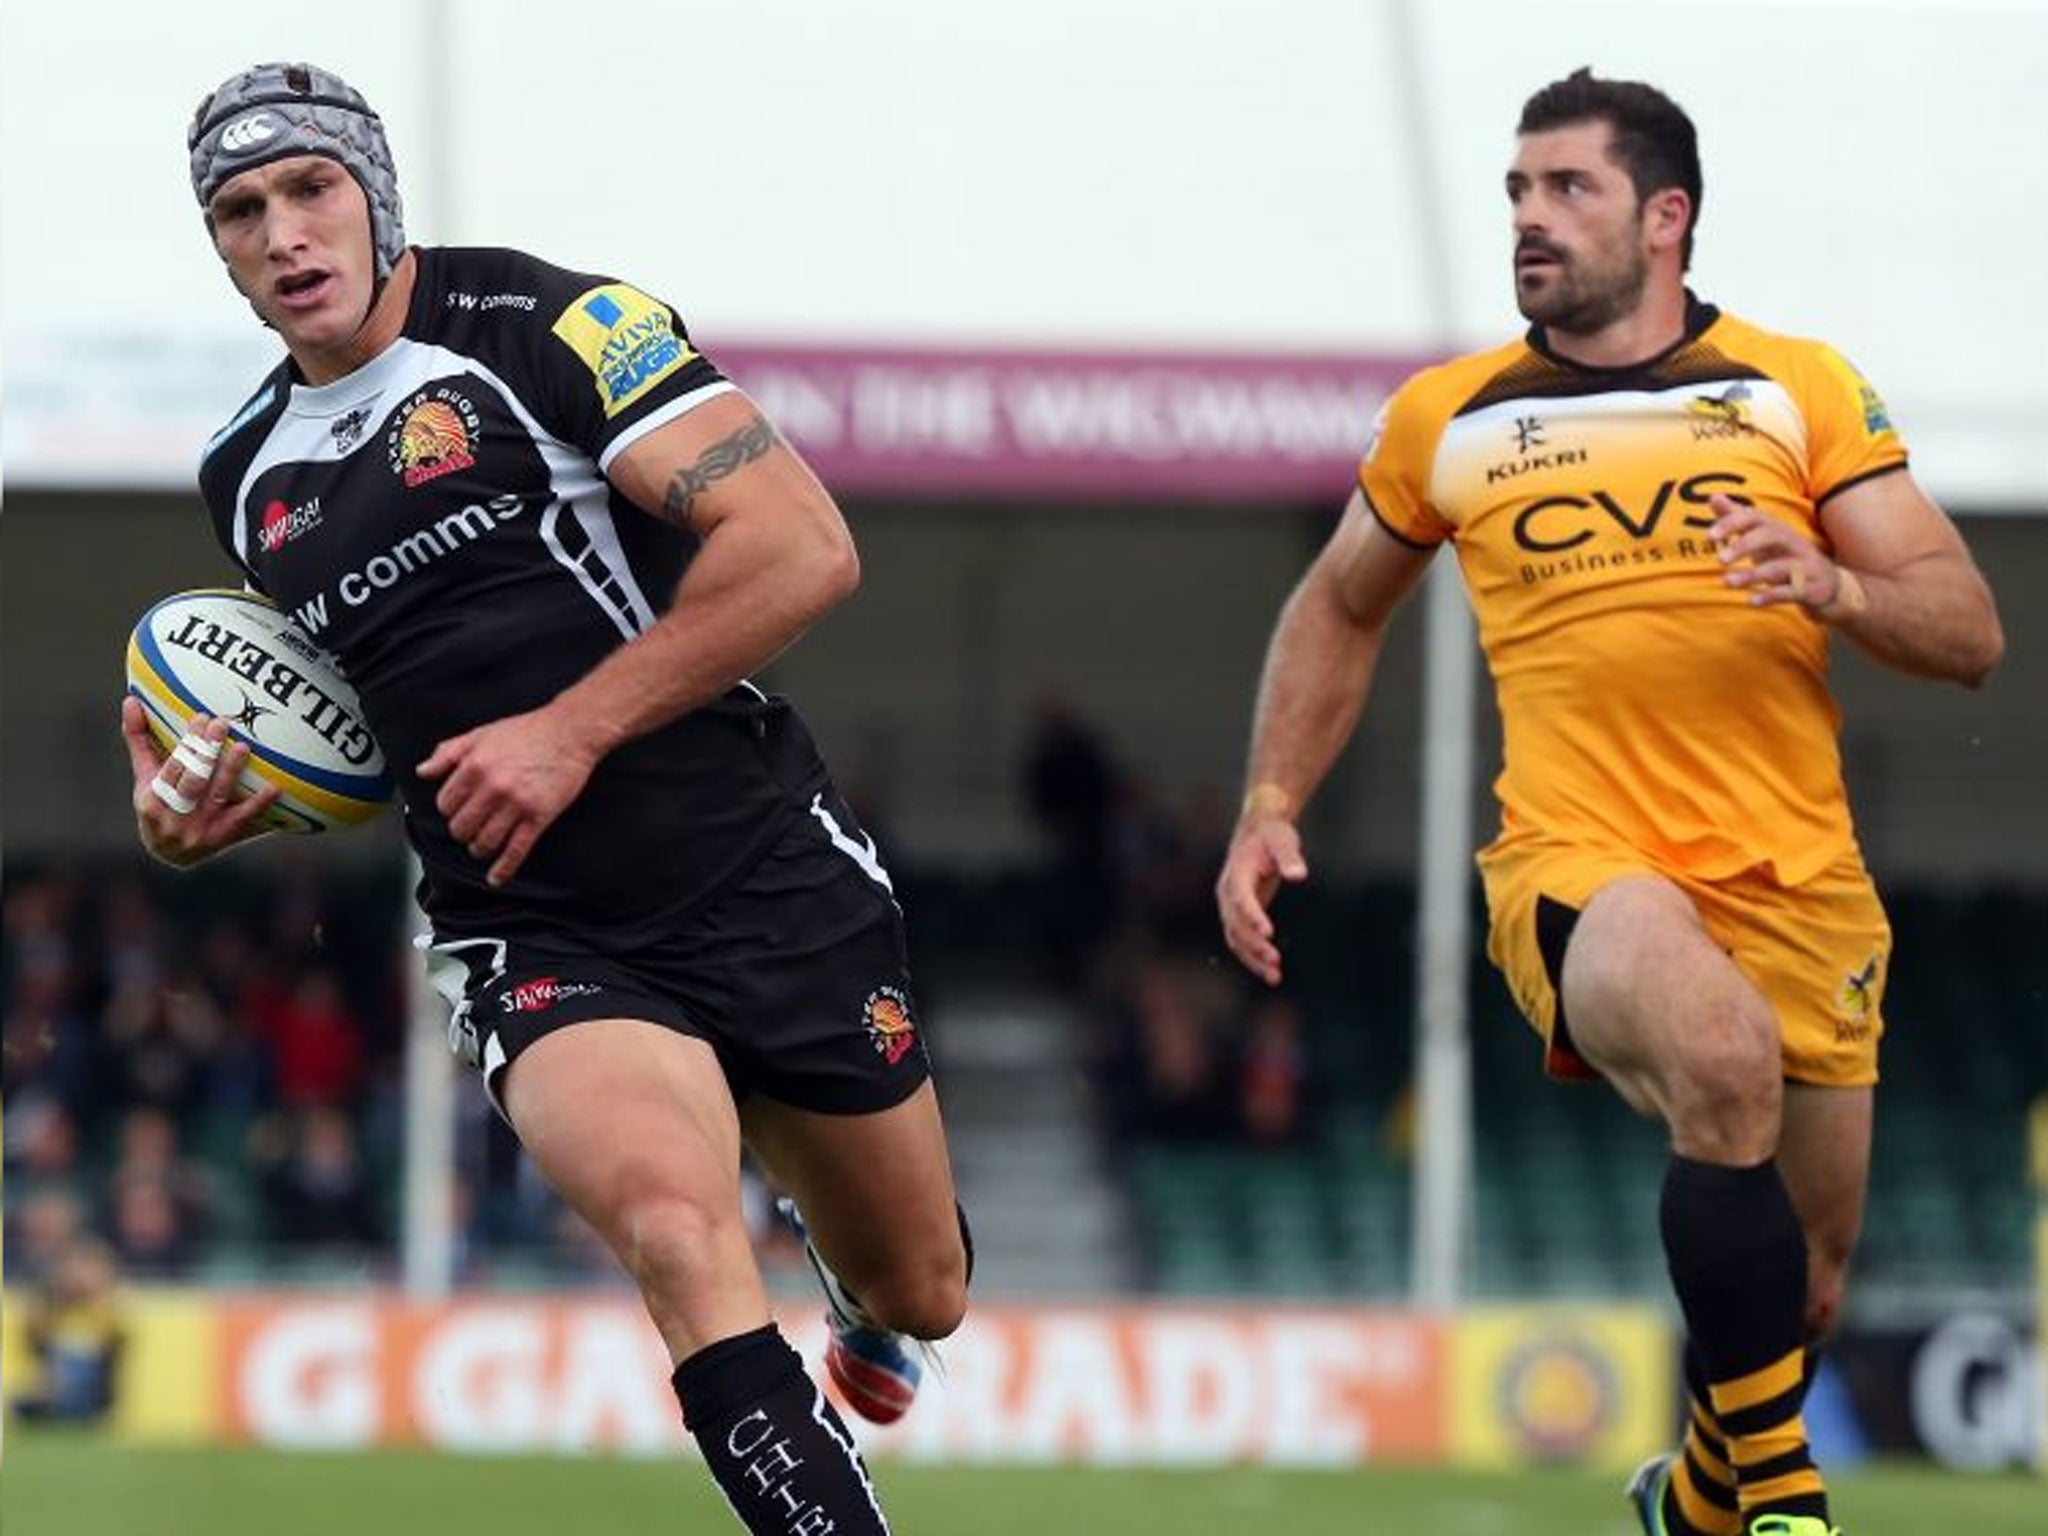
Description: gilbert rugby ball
125,588,391,834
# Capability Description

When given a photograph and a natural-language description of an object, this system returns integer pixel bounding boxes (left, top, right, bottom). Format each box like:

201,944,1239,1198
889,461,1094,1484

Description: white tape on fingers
171,739,221,777
150,776,199,816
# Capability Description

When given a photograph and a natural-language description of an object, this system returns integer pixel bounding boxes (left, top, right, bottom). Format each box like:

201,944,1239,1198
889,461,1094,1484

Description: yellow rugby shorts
1477,836,1892,1088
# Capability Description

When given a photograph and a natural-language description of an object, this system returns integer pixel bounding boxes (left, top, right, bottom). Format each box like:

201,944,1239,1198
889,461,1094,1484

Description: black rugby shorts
424,786,930,1117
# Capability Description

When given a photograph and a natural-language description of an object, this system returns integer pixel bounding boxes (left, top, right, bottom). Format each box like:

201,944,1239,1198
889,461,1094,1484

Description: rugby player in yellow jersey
1217,68,2002,1536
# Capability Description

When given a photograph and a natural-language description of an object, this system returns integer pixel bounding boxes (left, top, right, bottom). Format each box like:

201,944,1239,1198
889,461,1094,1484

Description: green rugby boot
1626,1452,1675,1535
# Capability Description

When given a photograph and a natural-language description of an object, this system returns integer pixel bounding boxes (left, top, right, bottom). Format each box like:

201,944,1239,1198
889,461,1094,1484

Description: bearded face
1507,122,1659,337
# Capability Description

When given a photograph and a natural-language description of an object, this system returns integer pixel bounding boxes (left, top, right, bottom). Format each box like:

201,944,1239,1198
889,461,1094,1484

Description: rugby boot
1626,1451,1676,1535
777,1196,926,1425
1745,1519,1840,1536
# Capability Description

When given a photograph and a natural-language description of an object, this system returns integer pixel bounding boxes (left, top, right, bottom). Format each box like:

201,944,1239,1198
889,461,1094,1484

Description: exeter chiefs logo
863,986,919,1065
388,388,480,487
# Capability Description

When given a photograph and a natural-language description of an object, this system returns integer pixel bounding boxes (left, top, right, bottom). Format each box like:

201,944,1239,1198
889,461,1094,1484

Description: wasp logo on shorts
1834,953,1881,1041
388,387,481,488
863,986,919,1065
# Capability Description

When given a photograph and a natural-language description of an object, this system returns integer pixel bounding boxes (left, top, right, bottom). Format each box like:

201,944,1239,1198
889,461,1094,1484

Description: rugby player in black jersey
120,60,968,1535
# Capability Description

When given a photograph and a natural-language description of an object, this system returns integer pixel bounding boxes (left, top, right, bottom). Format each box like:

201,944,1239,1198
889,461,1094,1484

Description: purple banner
715,342,1433,503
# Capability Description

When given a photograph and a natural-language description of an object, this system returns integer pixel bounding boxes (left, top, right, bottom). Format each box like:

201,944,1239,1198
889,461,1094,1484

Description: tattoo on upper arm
658,414,781,529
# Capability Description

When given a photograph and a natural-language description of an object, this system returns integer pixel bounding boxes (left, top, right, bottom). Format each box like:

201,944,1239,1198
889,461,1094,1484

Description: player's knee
863,1244,969,1341
612,1189,747,1313
1665,1004,1780,1154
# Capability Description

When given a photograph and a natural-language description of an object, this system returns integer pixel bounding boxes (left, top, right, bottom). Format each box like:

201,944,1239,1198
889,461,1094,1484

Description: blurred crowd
0,854,796,1305
3,858,404,1292
1021,698,1309,1150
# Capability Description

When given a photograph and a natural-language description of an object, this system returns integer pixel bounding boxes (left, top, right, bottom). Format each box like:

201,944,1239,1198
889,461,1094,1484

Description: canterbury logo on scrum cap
219,114,279,154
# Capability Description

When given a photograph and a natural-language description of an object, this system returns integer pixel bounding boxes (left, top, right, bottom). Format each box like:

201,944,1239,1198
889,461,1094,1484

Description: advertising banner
8,1293,1669,1467
1447,1305,1672,1470
214,1300,1450,1465
724,344,1421,503
2,333,1420,504
1818,1312,2042,1472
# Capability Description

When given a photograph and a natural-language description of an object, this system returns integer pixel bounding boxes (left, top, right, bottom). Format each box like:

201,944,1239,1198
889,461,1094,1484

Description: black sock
1660,1155,1827,1524
674,1324,891,1535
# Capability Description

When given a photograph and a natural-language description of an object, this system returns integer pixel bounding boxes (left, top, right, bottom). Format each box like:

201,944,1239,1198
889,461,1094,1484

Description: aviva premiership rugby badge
552,283,694,418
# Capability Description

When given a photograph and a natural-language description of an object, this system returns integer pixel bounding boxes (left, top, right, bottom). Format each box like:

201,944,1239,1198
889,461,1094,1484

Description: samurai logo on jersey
258,496,323,553
551,283,694,417
388,386,481,487
863,986,919,1065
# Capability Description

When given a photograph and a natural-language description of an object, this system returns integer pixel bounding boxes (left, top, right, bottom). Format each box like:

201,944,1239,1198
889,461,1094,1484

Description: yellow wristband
1241,782,1294,822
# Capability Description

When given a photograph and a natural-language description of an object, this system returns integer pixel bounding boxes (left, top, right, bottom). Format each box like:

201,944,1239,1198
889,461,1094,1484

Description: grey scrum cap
188,62,407,277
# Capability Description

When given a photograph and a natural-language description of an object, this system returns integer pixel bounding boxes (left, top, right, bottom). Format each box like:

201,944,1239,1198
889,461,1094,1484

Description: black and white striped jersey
197,245,827,942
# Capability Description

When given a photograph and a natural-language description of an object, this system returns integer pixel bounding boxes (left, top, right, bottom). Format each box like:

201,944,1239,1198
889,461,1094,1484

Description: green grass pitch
3,1435,2042,1534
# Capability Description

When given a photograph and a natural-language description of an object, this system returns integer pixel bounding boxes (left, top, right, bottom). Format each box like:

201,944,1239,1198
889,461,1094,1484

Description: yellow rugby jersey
1360,298,1907,883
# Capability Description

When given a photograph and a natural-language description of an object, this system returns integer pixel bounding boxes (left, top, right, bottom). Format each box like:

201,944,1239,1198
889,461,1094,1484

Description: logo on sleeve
388,387,480,487
551,283,695,418
1819,347,1894,437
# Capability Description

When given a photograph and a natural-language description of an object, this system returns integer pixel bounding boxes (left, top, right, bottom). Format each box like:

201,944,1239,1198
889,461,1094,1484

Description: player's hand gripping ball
125,589,392,833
